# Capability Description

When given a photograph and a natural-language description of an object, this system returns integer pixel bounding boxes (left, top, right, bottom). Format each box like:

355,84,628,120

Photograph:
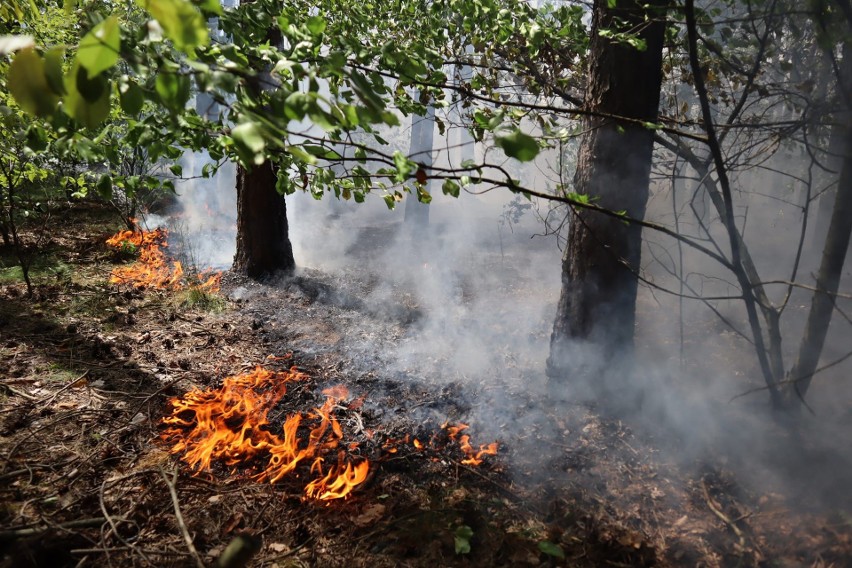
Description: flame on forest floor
161,365,499,501
383,422,499,466
161,366,369,501
105,222,221,292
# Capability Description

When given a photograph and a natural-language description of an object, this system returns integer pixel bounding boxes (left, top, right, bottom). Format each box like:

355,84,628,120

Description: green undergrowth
175,287,227,312
0,250,73,285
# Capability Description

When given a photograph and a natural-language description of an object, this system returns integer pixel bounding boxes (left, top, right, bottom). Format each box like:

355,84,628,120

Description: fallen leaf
352,503,385,527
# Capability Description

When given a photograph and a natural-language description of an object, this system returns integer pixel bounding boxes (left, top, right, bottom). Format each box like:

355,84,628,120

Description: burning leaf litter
106,222,221,291
160,364,498,501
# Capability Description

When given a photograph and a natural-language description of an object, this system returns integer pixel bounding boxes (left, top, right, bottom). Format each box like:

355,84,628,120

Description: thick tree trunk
785,44,852,406
547,0,666,391
233,162,295,278
404,105,435,228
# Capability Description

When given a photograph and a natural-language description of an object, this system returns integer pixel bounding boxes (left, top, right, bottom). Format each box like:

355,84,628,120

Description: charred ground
1,201,851,567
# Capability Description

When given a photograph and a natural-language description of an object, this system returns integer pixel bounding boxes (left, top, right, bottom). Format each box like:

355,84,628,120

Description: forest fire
161,365,499,501
160,366,370,501
443,422,499,466
105,223,221,291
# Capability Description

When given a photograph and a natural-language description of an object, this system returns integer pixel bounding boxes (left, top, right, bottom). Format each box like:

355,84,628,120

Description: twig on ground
99,478,152,566
0,383,38,401
38,371,90,407
161,468,206,568
701,479,746,550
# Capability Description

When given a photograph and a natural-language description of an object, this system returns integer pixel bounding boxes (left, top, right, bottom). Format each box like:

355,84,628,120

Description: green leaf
306,15,326,36
442,179,460,197
392,151,414,183
77,15,120,78
197,0,222,16
136,0,209,53
285,145,317,165
495,129,539,162
454,525,473,555
43,48,66,95
74,64,107,102
25,124,48,152
416,186,432,204
8,47,60,117
119,78,144,115
155,71,190,111
96,174,113,200
231,122,266,165
538,541,565,559
169,164,182,177
63,62,111,128
275,172,292,195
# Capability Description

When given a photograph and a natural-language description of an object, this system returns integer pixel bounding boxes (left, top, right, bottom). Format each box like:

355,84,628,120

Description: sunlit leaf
231,122,266,165
0,35,34,55
77,15,120,78
8,48,59,117
495,129,539,162
136,0,209,53
197,0,222,16
43,48,66,95
306,15,326,36
63,62,111,128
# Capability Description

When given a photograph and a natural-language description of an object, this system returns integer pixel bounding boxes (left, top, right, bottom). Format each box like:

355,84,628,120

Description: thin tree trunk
547,0,667,393
233,162,295,278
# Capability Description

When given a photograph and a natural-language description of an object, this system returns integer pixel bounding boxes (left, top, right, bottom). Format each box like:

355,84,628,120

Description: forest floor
1,200,851,567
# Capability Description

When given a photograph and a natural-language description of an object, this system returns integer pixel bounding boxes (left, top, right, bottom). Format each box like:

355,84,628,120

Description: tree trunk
404,105,435,228
233,162,295,278
785,43,852,407
547,0,667,393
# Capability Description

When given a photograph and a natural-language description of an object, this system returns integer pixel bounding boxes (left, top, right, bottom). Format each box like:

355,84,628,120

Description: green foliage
135,0,210,54
77,15,120,78
8,48,59,117
178,287,226,312
495,129,540,162
453,524,473,555
537,540,565,559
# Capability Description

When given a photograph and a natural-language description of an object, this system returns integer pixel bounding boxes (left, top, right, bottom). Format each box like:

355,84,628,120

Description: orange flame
442,422,499,466
381,423,499,466
161,366,370,500
106,224,221,292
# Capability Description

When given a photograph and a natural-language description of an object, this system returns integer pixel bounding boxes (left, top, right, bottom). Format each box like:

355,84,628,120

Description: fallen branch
701,479,746,550
161,468,206,568
0,517,110,541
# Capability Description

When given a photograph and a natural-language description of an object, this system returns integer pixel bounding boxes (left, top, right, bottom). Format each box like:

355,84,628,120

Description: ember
161,366,370,501
106,222,221,291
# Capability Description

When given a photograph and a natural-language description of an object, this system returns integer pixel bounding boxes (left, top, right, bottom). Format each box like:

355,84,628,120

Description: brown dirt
1,201,851,567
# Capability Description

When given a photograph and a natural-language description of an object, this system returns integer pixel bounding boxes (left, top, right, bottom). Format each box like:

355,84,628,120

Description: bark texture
786,43,852,406
404,105,435,228
233,162,295,278
547,0,666,387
